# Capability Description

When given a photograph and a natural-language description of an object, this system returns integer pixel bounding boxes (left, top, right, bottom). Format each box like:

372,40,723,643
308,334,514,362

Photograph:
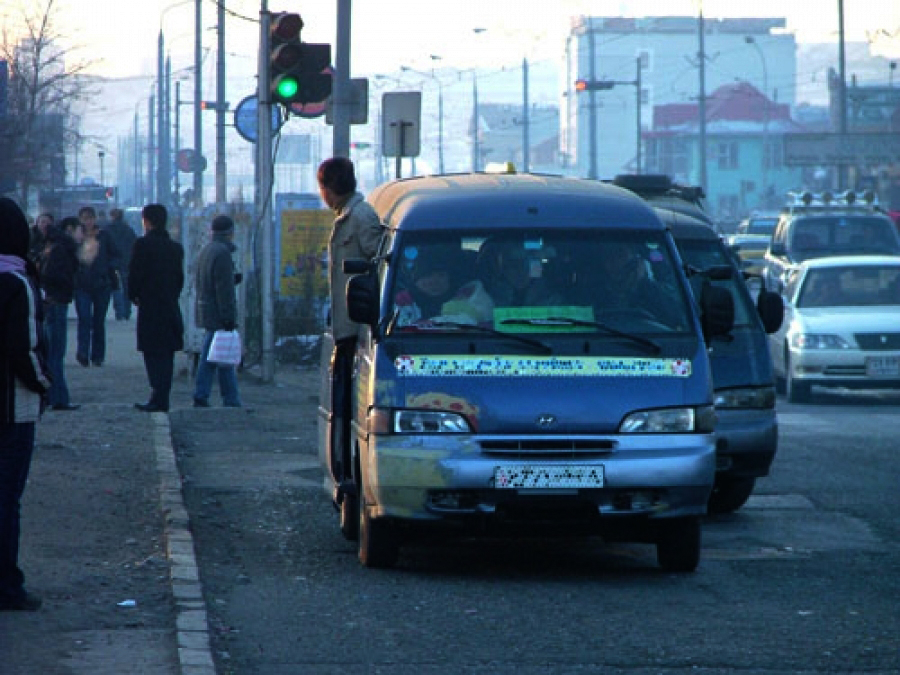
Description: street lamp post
98,151,105,187
745,35,769,206
472,28,487,172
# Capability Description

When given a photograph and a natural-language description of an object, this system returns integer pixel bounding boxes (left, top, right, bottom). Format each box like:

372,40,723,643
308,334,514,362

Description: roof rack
784,189,879,213
611,173,706,205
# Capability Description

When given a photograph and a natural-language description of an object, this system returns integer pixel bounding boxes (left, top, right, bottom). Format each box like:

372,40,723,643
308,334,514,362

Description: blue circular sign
234,95,284,143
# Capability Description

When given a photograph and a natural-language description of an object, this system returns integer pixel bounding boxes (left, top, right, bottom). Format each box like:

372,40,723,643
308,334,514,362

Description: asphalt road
171,384,900,675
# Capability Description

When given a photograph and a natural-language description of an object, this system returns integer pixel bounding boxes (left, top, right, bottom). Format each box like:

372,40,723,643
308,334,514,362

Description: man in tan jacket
317,157,383,487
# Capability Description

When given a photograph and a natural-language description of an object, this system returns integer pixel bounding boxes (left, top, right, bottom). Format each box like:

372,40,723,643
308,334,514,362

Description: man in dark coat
192,214,241,408
39,218,80,411
105,208,137,321
127,204,184,413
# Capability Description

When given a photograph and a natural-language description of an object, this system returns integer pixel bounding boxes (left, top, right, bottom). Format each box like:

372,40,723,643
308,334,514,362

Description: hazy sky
36,0,900,81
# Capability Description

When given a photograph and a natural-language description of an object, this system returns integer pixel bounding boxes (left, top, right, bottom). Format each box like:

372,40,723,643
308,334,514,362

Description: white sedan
769,255,900,403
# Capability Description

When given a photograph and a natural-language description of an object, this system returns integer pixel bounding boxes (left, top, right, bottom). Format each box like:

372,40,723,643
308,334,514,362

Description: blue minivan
659,209,784,513
319,173,734,572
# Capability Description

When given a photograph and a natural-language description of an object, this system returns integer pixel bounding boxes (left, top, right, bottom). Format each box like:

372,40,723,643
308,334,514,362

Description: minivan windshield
386,229,693,336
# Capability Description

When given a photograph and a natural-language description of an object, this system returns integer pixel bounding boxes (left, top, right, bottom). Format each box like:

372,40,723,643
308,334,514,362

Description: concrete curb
152,412,217,675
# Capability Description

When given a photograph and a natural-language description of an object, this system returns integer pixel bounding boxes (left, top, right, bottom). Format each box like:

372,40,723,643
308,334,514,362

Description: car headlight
790,333,851,350
714,386,776,409
619,405,715,433
368,408,472,434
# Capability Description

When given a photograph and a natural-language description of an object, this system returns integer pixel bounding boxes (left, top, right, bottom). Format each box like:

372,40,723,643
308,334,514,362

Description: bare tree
0,0,96,211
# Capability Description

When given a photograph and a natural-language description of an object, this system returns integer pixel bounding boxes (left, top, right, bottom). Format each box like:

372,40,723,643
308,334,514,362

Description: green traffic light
276,77,299,100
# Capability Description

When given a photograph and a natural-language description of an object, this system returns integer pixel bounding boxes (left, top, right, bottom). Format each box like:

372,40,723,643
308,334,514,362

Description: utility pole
193,0,203,205
522,57,530,173
148,95,156,201
636,56,642,175
157,31,171,205
174,81,180,200
697,10,708,196
587,22,598,180
332,0,351,159
838,0,848,190
471,75,479,171
256,3,275,382
215,0,226,206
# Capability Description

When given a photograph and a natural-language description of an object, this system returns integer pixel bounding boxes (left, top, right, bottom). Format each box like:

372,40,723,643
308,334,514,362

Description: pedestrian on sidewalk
105,208,136,321
192,214,241,408
39,217,80,411
0,197,52,612
128,204,185,413
74,206,120,367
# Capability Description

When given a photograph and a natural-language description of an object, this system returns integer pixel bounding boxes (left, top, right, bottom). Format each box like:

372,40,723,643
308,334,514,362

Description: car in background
763,190,900,293
727,233,770,278
736,213,779,238
769,255,900,403
659,208,784,513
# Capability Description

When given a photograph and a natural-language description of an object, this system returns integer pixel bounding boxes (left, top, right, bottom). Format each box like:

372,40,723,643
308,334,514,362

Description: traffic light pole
331,0,351,159
257,4,275,382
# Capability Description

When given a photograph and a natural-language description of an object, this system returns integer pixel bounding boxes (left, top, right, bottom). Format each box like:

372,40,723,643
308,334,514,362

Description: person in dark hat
128,203,185,413
0,197,52,611
192,214,241,408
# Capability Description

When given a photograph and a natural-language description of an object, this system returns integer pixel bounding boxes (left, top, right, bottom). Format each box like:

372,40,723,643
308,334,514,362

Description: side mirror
756,289,784,334
346,272,379,328
343,258,372,275
700,283,734,340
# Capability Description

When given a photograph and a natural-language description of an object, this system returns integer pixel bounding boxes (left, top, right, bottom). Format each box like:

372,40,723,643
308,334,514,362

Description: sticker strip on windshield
394,355,692,377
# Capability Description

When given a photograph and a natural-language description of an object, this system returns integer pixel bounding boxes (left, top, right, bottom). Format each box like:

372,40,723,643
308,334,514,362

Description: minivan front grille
480,439,615,458
855,333,900,350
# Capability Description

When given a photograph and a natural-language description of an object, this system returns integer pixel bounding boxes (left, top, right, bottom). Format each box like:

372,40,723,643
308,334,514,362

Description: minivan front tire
358,474,399,568
656,517,701,572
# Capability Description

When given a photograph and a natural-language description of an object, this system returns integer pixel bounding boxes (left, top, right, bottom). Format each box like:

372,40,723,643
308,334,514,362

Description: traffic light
575,78,615,92
270,12,304,105
269,12,333,106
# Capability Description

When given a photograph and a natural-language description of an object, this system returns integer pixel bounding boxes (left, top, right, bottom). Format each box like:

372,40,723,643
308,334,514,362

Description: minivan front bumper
358,432,715,524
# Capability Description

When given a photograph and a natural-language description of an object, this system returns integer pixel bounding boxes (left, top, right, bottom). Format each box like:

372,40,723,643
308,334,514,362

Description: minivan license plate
866,356,900,377
494,464,605,489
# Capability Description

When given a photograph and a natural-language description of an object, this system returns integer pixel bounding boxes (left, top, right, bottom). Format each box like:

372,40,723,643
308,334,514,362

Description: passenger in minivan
576,242,682,326
478,239,561,307
393,247,458,325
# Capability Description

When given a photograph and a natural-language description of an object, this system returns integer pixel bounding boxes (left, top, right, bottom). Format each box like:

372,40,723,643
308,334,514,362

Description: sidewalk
0,316,302,675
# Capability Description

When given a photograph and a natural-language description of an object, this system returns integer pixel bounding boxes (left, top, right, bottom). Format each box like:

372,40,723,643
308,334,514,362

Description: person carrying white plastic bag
207,329,242,366
192,215,242,408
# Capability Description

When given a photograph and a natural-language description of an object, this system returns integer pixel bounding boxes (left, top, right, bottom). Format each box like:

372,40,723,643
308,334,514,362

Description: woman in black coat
127,204,184,413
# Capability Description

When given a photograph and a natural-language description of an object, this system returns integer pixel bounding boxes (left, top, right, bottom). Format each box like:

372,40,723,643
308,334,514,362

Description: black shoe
76,354,89,367
91,361,103,367
51,403,81,411
0,591,42,611
134,402,168,413
192,398,210,408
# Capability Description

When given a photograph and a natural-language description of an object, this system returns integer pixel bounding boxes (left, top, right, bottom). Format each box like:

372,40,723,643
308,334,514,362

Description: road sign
783,133,900,166
381,91,421,157
176,149,207,173
234,95,284,143
325,78,369,125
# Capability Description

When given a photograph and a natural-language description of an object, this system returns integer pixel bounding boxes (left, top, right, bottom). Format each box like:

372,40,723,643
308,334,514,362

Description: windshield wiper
501,317,661,355
429,320,553,355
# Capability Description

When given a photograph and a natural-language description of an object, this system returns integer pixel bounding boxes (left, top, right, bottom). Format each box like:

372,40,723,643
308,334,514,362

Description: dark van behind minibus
319,173,734,572
658,209,784,513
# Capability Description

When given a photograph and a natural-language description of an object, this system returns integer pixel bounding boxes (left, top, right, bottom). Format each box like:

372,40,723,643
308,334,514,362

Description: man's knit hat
211,215,234,233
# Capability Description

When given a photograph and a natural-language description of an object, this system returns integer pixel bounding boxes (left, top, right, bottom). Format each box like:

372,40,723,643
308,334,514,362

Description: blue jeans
74,287,111,364
112,275,131,320
193,330,241,407
0,422,36,601
44,303,71,407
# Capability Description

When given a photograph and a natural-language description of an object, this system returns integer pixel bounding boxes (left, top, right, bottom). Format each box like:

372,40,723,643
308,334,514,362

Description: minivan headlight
619,405,715,433
368,408,472,434
714,386,776,409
